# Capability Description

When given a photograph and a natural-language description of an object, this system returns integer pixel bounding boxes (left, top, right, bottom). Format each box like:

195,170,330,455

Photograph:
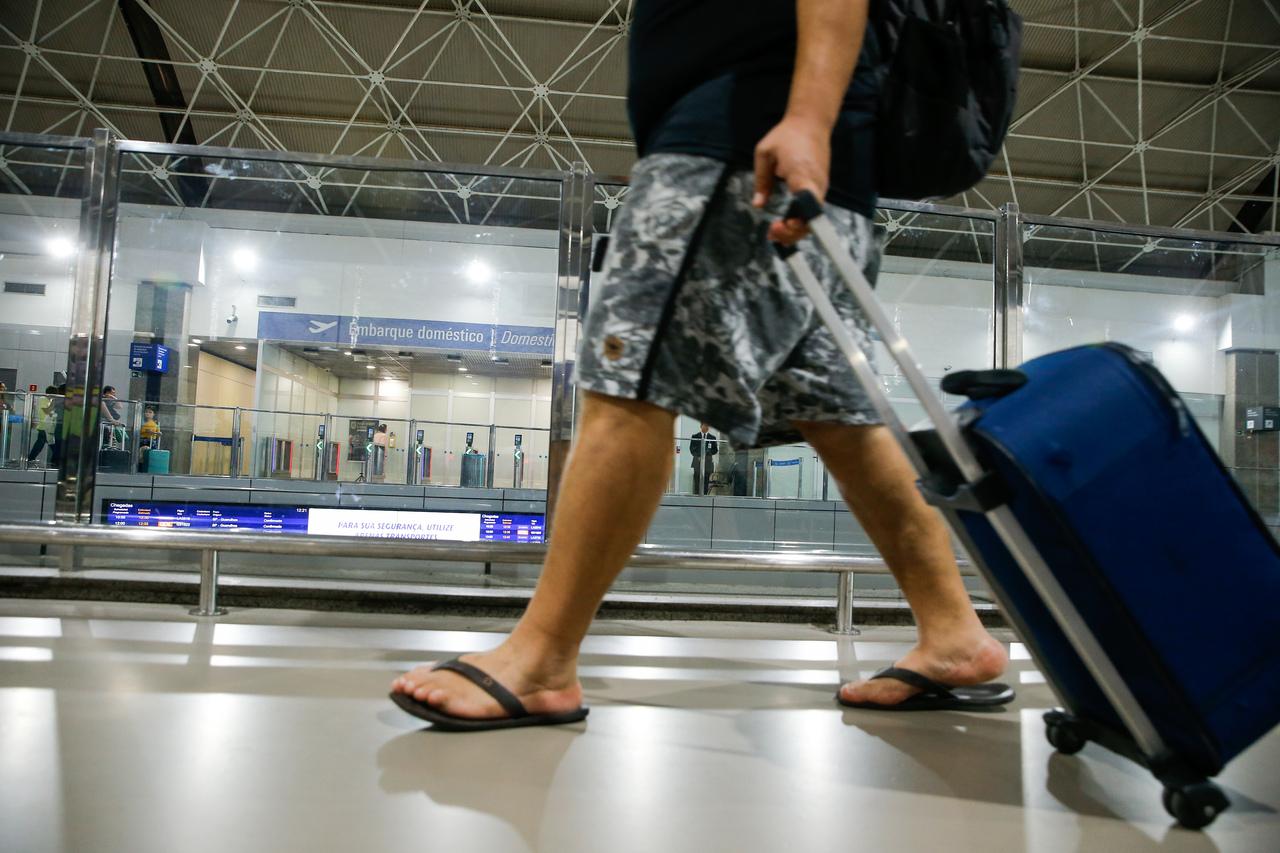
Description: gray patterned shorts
577,153,882,449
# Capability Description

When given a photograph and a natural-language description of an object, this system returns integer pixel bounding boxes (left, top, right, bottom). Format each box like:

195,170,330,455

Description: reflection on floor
0,601,1276,853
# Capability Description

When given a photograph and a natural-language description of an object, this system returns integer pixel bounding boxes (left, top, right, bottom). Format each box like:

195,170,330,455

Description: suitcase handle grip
784,190,824,224
771,191,826,260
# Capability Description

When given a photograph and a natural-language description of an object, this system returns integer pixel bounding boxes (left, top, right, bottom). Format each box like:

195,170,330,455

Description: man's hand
752,115,831,245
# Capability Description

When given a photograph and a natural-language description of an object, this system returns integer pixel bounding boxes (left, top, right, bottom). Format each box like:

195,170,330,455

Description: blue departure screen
103,501,311,533
102,501,545,544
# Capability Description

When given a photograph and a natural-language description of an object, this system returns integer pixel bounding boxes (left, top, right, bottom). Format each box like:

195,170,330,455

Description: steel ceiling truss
0,0,1277,233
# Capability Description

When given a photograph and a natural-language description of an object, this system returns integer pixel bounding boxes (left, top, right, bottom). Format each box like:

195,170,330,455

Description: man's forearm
786,0,870,131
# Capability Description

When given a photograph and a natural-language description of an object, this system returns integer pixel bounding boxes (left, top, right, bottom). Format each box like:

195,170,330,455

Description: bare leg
392,391,675,719
797,421,1007,705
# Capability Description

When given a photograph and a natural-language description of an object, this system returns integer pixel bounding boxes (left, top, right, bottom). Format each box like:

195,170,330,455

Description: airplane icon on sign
308,320,338,334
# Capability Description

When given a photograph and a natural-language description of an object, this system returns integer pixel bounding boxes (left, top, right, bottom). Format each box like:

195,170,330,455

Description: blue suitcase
777,192,1280,829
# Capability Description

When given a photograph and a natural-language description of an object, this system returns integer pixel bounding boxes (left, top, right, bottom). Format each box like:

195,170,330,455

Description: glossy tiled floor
0,600,1276,853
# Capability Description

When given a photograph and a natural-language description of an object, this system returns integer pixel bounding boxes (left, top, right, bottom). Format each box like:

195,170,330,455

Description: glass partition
492,425,550,490
0,139,86,523
10,127,1279,603
1023,222,1277,529
0,390,32,468
93,146,561,508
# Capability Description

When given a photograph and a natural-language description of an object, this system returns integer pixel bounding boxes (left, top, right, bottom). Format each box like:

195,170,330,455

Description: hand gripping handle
783,189,824,224
771,190,825,258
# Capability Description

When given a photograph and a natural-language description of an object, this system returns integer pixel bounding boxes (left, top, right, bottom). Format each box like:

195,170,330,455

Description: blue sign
256,311,555,354
769,458,801,467
129,343,171,374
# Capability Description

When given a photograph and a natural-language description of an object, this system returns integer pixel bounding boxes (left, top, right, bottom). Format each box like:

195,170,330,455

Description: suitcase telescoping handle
772,191,1172,765
773,190,988,486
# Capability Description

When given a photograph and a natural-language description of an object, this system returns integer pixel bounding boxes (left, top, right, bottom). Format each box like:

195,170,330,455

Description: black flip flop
836,666,1015,711
389,658,589,732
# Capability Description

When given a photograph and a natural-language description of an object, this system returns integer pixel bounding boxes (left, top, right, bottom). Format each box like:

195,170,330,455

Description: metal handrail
7,128,1276,247
114,138,570,183
0,521,973,631
1020,211,1280,246
0,130,93,150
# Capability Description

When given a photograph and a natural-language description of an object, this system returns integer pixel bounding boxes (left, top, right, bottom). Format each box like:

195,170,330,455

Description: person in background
27,386,58,467
372,423,390,482
99,386,125,449
138,406,161,472
689,422,719,495
0,381,9,414
140,406,161,446
49,384,66,469
99,387,123,426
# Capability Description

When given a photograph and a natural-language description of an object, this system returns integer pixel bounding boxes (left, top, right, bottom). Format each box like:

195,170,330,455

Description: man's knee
794,420,884,456
581,391,674,434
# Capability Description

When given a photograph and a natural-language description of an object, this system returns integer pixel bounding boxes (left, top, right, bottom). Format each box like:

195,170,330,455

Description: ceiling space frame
116,0,207,206
0,13,186,206
1049,48,1280,219
129,0,330,215
294,0,466,223
477,2,626,225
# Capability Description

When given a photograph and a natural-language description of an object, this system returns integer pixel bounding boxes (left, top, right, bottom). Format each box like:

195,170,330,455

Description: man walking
392,0,1010,728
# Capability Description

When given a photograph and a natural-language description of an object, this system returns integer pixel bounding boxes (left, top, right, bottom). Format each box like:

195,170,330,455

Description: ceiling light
232,247,258,272
365,364,376,370
465,259,493,284
1172,314,1195,333
343,350,353,356
45,237,75,258
234,344,247,351
458,366,467,372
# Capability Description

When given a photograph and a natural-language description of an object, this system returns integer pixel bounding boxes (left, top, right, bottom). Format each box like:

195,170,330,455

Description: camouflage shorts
577,153,882,449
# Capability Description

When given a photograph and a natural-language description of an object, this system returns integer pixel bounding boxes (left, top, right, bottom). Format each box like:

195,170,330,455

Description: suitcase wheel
1044,717,1087,755
1162,783,1228,830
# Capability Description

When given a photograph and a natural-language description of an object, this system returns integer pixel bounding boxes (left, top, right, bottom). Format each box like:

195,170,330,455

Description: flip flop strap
870,666,955,697
432,659,529,719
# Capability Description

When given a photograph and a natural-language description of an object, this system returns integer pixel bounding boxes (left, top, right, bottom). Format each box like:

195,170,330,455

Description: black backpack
872,0,1024,200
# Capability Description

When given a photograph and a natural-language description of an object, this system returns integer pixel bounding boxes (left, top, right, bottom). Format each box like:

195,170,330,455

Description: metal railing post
129,400,143,473
56,128,122,523
189,549,227,617
486,424,497,488
831,572,861,636
20,392,34,469
406,418,417,484
229,407,242,477
547,163,594,529
994,202,1025,369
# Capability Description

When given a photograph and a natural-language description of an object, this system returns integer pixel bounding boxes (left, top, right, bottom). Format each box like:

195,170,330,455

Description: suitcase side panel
966,345,1280,771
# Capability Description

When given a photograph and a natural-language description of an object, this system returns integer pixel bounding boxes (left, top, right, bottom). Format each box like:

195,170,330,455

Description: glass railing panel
491,425,550,490
1023,222,1274,527
0,139,86,522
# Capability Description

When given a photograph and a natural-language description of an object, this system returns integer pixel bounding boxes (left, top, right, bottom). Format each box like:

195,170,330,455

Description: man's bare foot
838,630,1008,707
390,643,583,721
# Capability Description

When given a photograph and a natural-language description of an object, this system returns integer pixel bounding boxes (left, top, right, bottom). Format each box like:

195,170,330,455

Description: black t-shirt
628,1,881,216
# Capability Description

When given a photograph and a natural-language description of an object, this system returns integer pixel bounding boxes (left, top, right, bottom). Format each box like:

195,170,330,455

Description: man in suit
689,423,718,495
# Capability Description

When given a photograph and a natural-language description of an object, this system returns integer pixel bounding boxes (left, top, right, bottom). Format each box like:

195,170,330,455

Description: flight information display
102,501,545,543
